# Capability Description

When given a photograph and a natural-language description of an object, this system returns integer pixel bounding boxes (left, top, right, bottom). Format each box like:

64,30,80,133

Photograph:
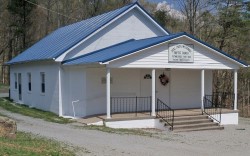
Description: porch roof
62,32,248,67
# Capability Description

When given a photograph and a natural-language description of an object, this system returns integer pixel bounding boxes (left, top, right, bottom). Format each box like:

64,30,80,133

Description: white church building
6,2,248,129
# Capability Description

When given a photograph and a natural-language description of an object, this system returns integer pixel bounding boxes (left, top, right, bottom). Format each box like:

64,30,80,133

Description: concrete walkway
0,107,250,156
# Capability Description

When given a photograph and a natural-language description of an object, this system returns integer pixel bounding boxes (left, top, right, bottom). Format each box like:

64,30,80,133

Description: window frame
14,73,17,90
40,72,45,94
27,72,31,92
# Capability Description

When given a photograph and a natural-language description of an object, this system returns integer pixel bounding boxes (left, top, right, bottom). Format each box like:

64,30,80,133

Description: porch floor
76,108,238,125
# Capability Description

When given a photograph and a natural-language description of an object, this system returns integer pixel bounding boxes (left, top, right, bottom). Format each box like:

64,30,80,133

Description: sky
147,0,176,3
146,0,179,8
147,0,178,6
146,0,250,10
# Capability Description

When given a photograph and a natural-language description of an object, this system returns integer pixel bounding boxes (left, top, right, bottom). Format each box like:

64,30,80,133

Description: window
40,72,45,93
27,73,31,91
14,73,17,89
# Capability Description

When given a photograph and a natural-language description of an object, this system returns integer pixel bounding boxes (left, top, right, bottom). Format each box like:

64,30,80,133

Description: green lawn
0,98,72,124
0,132,74,156
81,125,156,137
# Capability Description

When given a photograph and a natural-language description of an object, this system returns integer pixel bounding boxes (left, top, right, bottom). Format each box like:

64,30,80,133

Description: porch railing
156,99,174,130
110,96,151,116
203,95,222,123
210,92,235,109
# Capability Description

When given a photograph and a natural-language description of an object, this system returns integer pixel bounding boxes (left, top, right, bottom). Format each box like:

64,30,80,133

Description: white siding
108,37,240,69
81,68,208,116
169,69,212,109
170,69,200,109
10,62,60,114
8,65,213,117
61,66,87,117
61,8,166,60
85,68,142,116
85,68,106,116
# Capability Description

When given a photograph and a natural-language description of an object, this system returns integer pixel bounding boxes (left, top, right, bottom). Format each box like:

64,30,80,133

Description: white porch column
201,69,205,111
151,69,156,116
106,68,111,119
234,69,238,110
58,67,63,117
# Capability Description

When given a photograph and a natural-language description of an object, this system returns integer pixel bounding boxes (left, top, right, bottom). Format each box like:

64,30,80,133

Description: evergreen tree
7,0,36,51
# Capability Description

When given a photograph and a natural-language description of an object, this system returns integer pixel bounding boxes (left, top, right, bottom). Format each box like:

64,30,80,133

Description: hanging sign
168,44,194,63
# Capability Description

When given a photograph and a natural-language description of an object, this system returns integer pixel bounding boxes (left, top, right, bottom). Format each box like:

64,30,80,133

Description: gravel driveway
0,108,250,156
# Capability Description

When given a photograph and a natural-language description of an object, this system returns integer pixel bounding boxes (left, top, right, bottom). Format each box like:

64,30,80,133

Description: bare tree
178,0,213,35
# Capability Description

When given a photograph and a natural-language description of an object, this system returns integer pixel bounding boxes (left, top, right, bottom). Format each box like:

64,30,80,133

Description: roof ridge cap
59,3,136,30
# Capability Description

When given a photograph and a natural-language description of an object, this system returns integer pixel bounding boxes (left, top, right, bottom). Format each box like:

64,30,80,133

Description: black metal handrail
203,95,222,123
156,99,174,130
110,96,151,116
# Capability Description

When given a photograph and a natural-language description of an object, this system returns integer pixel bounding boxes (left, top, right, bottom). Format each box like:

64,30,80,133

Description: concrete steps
174,126,224,132
160,115,224,132
173,118,213,125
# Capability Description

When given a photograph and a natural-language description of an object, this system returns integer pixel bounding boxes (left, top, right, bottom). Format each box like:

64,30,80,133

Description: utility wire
24,0,79,21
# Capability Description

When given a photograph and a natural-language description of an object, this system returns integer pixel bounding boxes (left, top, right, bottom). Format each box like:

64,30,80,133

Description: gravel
0,108,250,156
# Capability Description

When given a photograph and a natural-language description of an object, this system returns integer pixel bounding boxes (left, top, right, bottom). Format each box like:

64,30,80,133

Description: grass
74,124,176,140
0,132,74,156
82,125,155,136
0,98,72,124
75,125,169,139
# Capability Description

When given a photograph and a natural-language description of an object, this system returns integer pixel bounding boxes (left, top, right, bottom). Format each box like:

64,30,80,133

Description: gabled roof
62,32,248,67
6,2,169,65
62,33,182,65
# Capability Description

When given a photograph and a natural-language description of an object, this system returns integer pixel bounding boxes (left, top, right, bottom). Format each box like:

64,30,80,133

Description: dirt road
0,108,249,156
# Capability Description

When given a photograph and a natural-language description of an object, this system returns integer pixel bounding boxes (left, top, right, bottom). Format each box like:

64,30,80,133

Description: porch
103,67,238,118
76,108,237,131
77,108,237,123
61,66,239,120
76,92,237,131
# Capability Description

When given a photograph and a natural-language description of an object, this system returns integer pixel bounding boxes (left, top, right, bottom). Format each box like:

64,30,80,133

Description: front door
18,73,22,101
156,70,170,106
140,69,152,97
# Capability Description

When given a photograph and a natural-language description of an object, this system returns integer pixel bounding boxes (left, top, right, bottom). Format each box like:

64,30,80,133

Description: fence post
172,110,174,131
202,96,205,115
150,96,152,115
220,104,222,124
135,96,137,116
156,99,158,116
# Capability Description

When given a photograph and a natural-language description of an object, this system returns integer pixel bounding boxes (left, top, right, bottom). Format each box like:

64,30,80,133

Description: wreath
159,73,169,86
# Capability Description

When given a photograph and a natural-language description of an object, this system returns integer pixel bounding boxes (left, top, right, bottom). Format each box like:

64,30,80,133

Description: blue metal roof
7,2,159,65
63,32,248,66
